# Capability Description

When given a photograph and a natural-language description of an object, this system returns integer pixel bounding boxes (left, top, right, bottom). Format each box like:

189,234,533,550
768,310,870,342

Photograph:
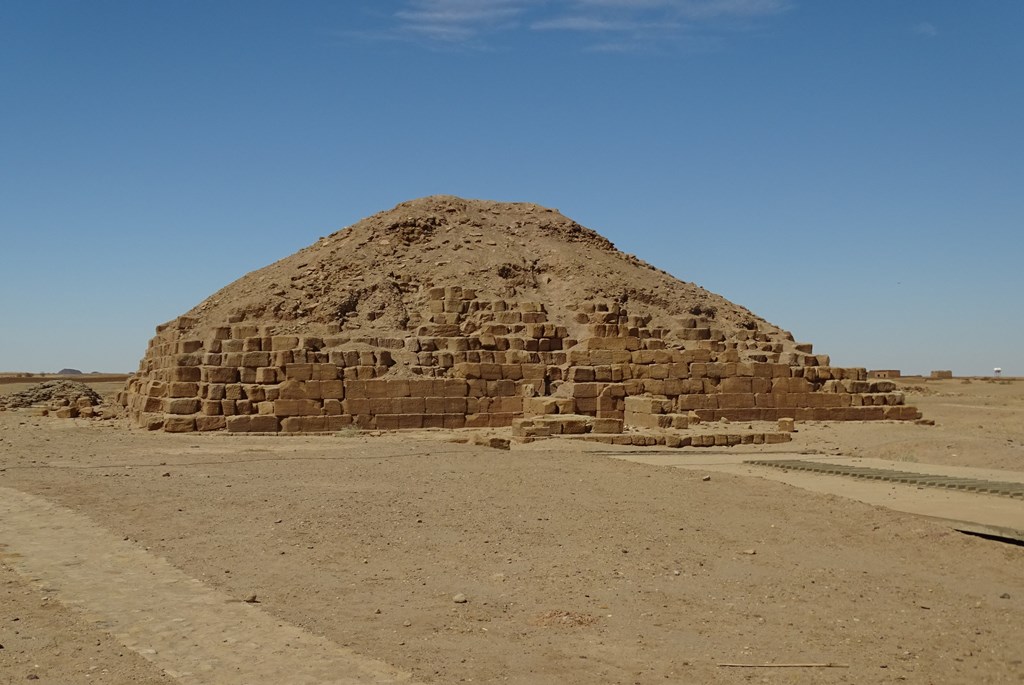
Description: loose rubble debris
0,381,103,418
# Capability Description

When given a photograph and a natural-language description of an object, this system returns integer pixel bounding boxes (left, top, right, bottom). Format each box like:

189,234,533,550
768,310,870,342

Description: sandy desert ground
1,376,1022,684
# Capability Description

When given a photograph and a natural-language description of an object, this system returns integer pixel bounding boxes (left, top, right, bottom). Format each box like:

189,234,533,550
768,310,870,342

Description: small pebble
453,593,468,604
701,475,711,482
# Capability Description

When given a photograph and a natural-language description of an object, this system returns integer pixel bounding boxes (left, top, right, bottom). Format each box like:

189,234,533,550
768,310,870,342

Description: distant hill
58,368,84,375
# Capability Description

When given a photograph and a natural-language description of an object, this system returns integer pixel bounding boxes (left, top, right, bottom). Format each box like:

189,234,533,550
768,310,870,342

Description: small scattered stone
741,549,756,555
701,475,711,482
999,592,1011,599
243,594,259,603
162,472,171,477
402,620,412,627
453,593,468,604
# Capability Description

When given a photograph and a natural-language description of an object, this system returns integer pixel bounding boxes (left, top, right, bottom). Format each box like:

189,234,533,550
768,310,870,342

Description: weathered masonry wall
120,288,921,433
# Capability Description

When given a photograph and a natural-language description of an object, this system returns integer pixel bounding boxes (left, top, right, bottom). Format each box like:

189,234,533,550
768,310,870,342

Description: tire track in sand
0,486,420,685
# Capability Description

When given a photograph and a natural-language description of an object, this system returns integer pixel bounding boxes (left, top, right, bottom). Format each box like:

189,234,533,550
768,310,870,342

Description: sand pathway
0,486,419,685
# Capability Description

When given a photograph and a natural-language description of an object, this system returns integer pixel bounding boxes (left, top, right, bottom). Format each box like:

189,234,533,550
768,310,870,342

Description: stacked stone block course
121,290,921,434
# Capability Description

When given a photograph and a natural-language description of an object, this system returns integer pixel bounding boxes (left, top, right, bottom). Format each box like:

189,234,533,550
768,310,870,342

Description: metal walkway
744,459,1024,500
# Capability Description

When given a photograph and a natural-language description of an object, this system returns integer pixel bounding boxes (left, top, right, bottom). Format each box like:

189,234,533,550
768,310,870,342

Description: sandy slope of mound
182,195,788,344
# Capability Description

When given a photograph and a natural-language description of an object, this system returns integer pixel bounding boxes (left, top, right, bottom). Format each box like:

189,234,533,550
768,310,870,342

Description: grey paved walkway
593,449,1024,542
745,459,1024,499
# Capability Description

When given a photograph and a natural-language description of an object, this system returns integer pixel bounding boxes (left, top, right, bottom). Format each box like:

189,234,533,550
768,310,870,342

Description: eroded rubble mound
1,381,102,414
120,195,919,440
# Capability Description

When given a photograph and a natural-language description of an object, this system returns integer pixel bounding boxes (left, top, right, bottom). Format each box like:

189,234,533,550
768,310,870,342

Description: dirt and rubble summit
182,195,776,340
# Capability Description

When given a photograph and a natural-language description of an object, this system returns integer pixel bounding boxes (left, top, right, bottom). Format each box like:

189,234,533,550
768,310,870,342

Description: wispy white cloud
532,15,681,32
379,0,792,50
392,0,536,43
576,0,792,19
912,21,938,37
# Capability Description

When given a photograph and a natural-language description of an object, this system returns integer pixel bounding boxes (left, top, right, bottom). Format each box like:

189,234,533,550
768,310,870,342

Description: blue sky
1,1,1021,376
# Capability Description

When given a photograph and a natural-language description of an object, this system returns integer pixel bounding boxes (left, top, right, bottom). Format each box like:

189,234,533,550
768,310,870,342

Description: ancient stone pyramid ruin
119,196,920,443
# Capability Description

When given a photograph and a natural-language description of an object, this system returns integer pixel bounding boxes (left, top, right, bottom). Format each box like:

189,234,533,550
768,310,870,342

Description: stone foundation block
165,398,201,415
163,416,196,432
274,399,322,416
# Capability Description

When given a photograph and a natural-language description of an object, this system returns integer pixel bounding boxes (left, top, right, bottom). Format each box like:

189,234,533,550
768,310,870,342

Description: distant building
930,370,954,379
868,369,901,379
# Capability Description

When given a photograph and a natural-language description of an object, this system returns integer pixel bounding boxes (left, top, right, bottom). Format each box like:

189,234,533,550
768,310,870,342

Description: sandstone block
591,418,624,434
772,377,813,393
343,398,370,415
171,366,202,382
326,415,354,430
271,335,299,351
196,416,226,432
320,379,344,399
284,363,313,381
398,414,423,429
282,416,328,432
442,376,468,397
241,352,271,368
625,412,671,430
421,414,445,429
464,414,489,428
717,394,755,409
165,398,200,415
204,366,239,384
274,399,321,416
624,396,672,414
368,398,394,414
719,377,752,393
255,367,278,384
200,400,222,416
421,397,444,414
168,382,200,398
163,416,196,432
442,397,467,414
407,379,434,397
277,379,309,400
443,414,466,429
396,397,424,414
670,414,690,429
227,415,279,432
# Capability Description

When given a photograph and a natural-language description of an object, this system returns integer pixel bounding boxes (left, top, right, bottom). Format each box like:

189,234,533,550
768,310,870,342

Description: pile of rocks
0,381,103,417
